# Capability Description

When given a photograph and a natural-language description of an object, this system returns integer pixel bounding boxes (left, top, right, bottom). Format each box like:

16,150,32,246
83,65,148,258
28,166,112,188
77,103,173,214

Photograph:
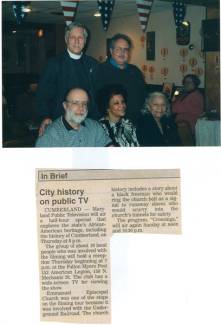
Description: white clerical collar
67,49,82,60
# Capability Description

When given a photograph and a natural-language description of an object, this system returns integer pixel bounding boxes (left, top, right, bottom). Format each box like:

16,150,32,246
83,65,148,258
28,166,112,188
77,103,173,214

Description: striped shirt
35,117,112,147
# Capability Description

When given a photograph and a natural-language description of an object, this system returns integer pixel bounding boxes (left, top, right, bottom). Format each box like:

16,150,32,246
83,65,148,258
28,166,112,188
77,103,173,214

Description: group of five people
35,22,204,147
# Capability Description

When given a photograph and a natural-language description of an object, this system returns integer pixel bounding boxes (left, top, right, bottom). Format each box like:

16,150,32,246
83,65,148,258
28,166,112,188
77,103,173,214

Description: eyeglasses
152,103,166,108
66,100,88,109
113,47,130,54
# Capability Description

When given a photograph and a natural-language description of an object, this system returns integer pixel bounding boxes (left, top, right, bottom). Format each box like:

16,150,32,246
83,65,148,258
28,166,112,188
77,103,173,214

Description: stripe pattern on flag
61,1,79,26
136,0,154,32
97,0,115,31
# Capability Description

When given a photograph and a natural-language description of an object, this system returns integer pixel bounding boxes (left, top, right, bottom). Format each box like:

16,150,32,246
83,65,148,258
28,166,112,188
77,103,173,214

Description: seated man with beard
35,88,112,147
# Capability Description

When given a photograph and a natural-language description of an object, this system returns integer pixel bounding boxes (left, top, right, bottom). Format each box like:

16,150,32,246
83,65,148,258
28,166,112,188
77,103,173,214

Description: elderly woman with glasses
136,92,180,146
98,84,139,147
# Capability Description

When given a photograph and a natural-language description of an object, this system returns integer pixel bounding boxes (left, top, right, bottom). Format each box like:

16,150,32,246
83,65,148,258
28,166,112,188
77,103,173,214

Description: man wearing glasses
35,88,112,147
96,33,147,124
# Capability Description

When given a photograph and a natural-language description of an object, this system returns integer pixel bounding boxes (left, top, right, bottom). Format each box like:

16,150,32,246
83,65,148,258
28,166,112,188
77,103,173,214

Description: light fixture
22,2,32,13
182,21,189,27
189,44,195,50
174,90,180,96
22,7,31,13
37,29,44,38
94,11,101,17
12,30,17,34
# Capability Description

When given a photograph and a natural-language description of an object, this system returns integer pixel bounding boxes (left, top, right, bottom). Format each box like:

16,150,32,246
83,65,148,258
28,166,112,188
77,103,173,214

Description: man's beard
65,108,88,125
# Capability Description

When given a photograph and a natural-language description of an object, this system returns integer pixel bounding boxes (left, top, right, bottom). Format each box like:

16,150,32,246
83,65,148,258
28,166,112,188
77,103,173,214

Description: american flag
97,0,115,31
136,0,154,32
60,1,79,26
12,2,26,24
173,0,186,28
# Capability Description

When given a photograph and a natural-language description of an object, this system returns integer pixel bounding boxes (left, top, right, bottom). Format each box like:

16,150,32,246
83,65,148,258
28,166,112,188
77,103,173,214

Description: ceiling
2,0,219,25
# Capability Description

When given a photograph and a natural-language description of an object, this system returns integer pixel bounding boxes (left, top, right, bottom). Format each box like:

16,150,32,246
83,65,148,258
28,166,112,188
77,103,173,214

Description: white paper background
0,147,221,325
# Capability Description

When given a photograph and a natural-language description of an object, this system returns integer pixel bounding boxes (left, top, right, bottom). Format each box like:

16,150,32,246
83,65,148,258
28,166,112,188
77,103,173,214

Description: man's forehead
67,89,88,100
115,38,129,45
69,27,84,35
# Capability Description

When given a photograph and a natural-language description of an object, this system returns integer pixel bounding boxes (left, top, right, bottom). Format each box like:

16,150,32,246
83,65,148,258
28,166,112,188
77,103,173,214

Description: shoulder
99,117,108,125
193,89,204,99
127,64,145,82
46,52,67,66
161,114,174,125
35,118,63,147
137,113,152,125
84,118,103,129
83,55,99,66
98,61,113,71
127,63,142,74
41,53,67,74
122,118,135,127
45,117,64,133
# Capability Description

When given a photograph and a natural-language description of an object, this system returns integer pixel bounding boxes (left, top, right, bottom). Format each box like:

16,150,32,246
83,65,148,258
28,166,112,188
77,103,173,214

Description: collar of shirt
67,49,83,60
62,116,85,131
109,58,128,70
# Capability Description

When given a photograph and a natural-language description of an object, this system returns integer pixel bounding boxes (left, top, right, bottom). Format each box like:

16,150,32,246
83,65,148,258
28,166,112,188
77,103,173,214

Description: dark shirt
95,60,147,124
36,51,99,121
136,113,181,147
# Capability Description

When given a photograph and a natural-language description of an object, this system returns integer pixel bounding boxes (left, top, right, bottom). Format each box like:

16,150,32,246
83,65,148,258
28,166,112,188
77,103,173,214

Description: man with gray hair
36,22,99,136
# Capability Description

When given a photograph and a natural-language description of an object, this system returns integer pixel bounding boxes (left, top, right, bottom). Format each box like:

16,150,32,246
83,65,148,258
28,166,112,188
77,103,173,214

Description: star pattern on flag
60,1,79,26
173,0,186,28
136,0,154,32
97,0,115,31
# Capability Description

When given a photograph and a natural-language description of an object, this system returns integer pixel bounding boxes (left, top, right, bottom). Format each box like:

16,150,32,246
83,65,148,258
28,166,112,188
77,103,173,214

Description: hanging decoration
172,1,190,45
179,48,188,62
98,55,104,62
141,64,148,81
161,67,169,80
198,50,205,63
136,0,154,32
215,54,220,71
148,65,155,80
12,2,27,24
160,48,168,60
189,57,197,71
179,63,188,77
194,67,203,77
140,34,146,48
60,1,79,26
97,0,115,31
173,1,186,29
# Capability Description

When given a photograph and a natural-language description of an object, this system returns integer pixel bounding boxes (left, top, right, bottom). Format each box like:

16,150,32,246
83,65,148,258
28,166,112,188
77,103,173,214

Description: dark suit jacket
36,51,99,121
95,60,147,124
136,113,181,147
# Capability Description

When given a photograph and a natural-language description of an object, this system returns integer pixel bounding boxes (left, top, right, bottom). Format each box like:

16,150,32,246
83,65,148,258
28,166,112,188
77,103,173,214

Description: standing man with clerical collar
36,22,99,136
35,87,112,147
95,33,147,124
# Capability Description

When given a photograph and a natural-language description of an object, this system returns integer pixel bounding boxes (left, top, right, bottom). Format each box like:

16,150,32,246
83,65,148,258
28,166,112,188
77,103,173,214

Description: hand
38,118,52,136
171,95,177,102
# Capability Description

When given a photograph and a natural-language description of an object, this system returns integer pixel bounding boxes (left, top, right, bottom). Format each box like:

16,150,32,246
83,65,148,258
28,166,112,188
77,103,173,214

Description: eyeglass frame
65,100,88,109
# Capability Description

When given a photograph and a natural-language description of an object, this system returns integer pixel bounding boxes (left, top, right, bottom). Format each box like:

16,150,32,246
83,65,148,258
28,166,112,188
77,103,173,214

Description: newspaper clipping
36,169,181,323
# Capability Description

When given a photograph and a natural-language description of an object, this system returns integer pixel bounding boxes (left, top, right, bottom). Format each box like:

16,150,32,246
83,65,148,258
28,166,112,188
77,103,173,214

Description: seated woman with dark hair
98,85,139,147
172,74,204,134
136,92,180,146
